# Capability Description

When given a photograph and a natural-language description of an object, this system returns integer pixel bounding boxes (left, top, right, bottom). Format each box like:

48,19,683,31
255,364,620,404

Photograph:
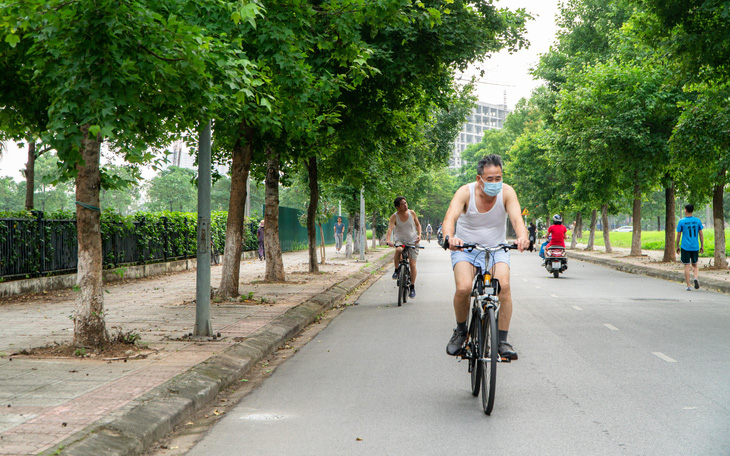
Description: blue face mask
480,179,502,196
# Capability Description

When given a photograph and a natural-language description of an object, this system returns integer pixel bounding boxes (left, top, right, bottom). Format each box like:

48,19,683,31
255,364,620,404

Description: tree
145,167,198,212
32,152,74,212
671,82,730,268
99,165,143,215
2,0,249,348
0,177,24,211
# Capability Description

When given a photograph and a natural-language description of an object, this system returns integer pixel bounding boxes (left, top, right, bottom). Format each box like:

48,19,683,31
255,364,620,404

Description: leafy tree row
1,0,529,348
461,0,728,268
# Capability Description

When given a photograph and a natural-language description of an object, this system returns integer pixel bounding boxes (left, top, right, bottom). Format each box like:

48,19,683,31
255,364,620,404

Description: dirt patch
10,342,154,361
9,328,155,361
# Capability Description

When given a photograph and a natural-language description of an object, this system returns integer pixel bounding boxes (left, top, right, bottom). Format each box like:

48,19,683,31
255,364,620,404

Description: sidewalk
567,242,730,294
0,246,391,456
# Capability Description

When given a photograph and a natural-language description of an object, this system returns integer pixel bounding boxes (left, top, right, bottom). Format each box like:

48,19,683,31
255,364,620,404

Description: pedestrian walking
257,220,265,261
334,216,346,253
676,204,704,291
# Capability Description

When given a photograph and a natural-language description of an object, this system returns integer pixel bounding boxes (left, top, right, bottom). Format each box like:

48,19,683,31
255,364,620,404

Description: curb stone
45,252,391,456
567,250,730,295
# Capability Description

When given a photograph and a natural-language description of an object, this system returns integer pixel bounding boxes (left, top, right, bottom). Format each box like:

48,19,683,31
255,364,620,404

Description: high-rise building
449,101,510,168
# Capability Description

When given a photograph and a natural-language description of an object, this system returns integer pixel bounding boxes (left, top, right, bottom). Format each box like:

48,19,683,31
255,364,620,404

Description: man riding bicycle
425,223,433,243
442,154,529,360
385,196,422,299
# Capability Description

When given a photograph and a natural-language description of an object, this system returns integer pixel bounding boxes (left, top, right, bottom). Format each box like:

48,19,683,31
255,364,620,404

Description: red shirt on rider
547,222,567,248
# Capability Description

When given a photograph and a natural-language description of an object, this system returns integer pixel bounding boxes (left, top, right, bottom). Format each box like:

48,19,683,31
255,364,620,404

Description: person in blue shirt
675,204,704,291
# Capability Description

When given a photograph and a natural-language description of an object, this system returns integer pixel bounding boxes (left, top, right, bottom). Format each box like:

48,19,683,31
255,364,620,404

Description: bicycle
393,243,424,306
443,236,517,415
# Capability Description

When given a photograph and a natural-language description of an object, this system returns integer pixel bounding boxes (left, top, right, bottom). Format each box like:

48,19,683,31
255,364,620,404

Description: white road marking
652,352,677,363
240,413,287,421
572,306,582,311
682,406,697,410
603,323,619,331
534,285,541,289
551,294,559,298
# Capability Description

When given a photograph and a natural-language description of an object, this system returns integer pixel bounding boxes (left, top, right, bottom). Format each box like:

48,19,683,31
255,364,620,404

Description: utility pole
359,188,365,261
194,122,213,337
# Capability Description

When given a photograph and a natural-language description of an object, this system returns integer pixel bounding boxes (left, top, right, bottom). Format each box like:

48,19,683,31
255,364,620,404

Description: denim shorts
451,248,510,272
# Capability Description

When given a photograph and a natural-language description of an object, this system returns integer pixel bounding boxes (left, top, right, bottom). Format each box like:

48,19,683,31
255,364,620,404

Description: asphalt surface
184,244,730,456
1,241,728,456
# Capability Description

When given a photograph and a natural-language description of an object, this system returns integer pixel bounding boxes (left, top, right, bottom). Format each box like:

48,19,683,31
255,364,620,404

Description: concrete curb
45,252,391,456
567,251,730,295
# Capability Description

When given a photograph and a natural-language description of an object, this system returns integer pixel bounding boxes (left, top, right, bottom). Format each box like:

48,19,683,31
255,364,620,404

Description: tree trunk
576,212,583,239
25,141,36,210
264,147,285,281
570,211,581,249
630,183,642,256
319,224,325,265
586,209,597,250
372,212,377,248
73,125,109,348
662,179,676,262
345,210,356,259
306,156,319,273
351,211,361,255
217,123,254,298
601,203,612,253
712,178,728,268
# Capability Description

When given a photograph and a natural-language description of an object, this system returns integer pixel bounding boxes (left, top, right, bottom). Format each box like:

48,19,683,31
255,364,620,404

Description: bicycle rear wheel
481,306,498,415
397,267,406,306
469,305,482,396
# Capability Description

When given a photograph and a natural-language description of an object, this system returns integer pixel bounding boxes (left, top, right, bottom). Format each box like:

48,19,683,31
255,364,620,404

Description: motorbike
544,246,567,278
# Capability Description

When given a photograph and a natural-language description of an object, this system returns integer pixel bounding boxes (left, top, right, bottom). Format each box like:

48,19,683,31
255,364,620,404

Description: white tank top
394,210,418,244
454,182,507,245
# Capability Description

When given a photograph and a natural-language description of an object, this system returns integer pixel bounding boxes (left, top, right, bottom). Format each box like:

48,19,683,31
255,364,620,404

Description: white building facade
449,101,510,168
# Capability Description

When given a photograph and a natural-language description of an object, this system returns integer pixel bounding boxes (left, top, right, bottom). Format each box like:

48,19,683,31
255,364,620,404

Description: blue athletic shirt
676,216,703,251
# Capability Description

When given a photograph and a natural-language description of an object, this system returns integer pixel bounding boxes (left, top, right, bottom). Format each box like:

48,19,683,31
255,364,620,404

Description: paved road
186,242,730,456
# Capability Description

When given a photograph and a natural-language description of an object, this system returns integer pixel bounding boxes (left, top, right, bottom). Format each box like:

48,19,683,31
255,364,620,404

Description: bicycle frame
393,244,422,306
444,239,517,415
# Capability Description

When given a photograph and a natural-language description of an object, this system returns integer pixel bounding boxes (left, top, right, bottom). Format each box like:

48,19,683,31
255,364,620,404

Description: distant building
449,101,510,168
169,142,228,175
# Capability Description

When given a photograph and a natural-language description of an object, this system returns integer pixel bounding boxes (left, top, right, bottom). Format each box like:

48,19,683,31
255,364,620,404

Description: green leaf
88,125,101,137
5,33,20,48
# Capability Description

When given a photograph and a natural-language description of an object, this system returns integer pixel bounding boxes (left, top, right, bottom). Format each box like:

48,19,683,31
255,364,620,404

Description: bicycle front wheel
469,306,482,397
402,268,409,304
481,306,498,415
397,267,406,306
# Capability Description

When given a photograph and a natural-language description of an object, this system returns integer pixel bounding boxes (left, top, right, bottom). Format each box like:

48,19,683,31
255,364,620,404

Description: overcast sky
0,0,560,181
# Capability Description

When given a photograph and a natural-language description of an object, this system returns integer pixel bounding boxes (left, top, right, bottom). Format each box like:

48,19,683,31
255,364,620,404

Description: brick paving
0,246,386,455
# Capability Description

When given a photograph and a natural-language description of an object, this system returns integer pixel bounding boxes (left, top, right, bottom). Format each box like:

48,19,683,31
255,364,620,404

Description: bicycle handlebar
392,243,425,249
442,235,517,252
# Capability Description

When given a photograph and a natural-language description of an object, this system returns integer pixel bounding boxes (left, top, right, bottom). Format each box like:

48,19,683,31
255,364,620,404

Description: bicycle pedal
498,356,512,363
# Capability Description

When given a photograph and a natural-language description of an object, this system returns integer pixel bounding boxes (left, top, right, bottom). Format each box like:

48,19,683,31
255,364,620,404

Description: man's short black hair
394,196,406,208
477,154,503,175
685,204,694,213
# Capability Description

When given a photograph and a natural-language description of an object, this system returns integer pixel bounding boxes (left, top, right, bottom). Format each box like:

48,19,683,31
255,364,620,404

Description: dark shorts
680,248,699,265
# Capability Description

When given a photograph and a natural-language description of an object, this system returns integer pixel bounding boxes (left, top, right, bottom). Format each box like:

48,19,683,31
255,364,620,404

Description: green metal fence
273,206,348,252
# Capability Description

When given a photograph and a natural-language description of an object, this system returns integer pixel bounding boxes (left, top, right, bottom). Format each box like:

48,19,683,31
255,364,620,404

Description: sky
463,0,561,109
0,0,560,182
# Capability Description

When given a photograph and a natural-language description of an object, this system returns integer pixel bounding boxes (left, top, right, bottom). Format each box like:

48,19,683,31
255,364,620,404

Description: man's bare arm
412,210,422,243
385,214,396,245
503,184,529,251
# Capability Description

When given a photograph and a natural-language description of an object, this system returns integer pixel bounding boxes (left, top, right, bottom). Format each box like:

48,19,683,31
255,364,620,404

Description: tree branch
140,45,184,62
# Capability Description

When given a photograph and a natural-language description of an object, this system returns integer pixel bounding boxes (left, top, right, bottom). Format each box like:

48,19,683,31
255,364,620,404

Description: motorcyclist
540,215,567,262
